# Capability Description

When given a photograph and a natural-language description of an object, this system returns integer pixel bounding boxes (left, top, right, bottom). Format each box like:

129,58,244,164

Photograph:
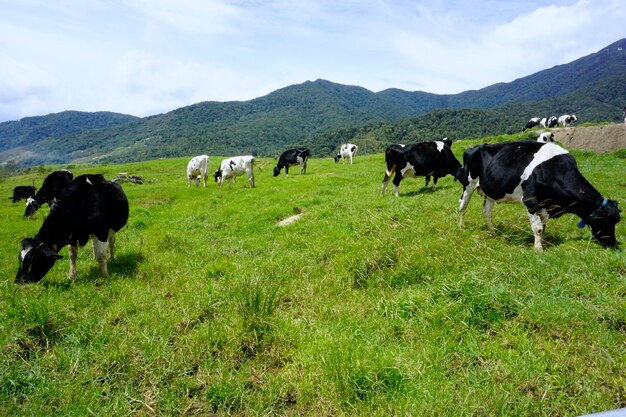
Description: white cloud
0,0,625,122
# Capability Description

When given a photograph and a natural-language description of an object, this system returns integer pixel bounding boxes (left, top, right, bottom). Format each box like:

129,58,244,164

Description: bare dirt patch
554,123,626,153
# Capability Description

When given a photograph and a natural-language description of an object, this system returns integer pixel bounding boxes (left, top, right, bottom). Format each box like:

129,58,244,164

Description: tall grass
0,143,624,416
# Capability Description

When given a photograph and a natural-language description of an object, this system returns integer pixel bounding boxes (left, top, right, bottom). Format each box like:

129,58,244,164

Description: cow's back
42,174,129,245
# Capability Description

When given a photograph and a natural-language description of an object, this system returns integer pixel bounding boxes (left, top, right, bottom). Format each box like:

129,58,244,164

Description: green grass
1,144,625,416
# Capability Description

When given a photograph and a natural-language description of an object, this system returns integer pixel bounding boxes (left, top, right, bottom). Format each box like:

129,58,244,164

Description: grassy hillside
1,140,625,416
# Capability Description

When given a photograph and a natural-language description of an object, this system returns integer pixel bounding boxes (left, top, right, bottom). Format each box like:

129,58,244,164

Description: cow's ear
21,238,37,250
40,245,62,260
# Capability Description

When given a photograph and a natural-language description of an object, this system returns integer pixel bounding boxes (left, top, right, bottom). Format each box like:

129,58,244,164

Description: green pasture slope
1,138,624,416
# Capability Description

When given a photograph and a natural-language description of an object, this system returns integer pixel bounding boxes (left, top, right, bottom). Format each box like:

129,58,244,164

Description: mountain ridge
1,38,625,167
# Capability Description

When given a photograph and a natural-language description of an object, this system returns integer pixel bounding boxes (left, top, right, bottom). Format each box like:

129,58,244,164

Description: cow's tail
383,146,396,180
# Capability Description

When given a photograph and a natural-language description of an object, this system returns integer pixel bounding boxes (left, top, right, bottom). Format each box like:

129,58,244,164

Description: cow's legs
108,230,116,260
431,176,438,191
458,180,479,227
248,172,255,188
381,165,395,196
92,238,110,276
482,197,496,232
202,173,208,187
69,244,78,278
392,173,403,197
425,175,431,189
528,209,549,251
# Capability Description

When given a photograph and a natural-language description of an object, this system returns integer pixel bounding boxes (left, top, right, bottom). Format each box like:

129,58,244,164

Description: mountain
1,39,625,167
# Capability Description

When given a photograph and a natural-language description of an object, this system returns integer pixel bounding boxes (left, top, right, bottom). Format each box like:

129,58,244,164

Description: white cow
214,155,255,188
334,144,358,165
537,132,556,143
557,114,577,126
187,155,209,187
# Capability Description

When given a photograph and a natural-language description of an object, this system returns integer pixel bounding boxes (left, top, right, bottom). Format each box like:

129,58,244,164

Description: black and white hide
24,169,73,217
16,174,129,283
381,139,461,197
214,155,256,188
456,141,620,250
9,185,36,203
273,148,310,176
557,114,578,127
334,144,358,164
187,155,209,187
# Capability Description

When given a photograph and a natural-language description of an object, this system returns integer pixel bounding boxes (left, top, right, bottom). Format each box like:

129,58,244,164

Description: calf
9,185,36,203
187,155,209,187
557,114,577,126
381,138,461,197
457,141,620,250
334,144,358,165
273,148,310,176
214,155,256,188
25,169,73,217
537,132,556,143
16,174,129,283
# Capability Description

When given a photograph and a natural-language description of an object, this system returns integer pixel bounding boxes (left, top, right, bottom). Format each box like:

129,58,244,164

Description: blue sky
1,0,625,122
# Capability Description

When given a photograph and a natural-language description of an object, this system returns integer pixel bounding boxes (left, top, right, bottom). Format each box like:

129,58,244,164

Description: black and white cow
557,114,577,126
540,116,558,128
16,174,129,283
381,138,461,197
273,148,310,176
537,132,556,143
9,185,36,203
24,169,73,217
214,155,256,188
523,117,542,131
187,155,209,187
457,140,620,250
334,144,358,165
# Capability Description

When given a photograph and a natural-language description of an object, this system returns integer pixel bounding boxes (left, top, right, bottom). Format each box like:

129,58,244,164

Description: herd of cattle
523,114,578,131
8,117,621,283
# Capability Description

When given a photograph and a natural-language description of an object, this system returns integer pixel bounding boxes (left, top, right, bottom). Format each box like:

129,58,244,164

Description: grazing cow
537,132,556,143
25,169,73,217
214,155,256,188
187,155,209,187
16,174,129,283
457,141,620,251
523,117,541,131
9,185,36,203
557,114,577,127
334,144,358,165
381,138,462,197
273,148,310,176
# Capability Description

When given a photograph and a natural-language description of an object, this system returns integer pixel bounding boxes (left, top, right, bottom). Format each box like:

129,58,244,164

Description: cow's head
213,169,223,183
24,198,40,217
334,153,341,163
273,166,281,177
15,238,62,283
586,199,621,247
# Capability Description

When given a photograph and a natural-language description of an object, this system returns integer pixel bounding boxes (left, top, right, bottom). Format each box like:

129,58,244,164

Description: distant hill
1,39,625,167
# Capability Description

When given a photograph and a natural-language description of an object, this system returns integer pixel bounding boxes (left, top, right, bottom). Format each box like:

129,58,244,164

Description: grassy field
1,138,625,416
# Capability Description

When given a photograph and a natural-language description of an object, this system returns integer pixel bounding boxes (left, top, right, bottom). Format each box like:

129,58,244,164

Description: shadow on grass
400,183,459,197
41,251,145,288
492,224,565,249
